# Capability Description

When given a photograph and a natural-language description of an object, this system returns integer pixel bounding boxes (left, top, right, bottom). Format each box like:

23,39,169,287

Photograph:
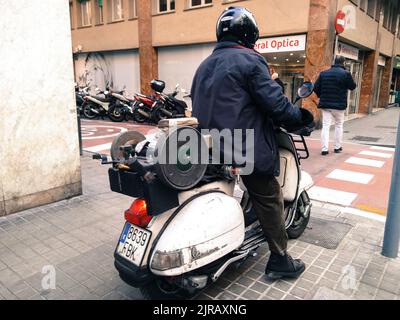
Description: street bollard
382,113,400,258
77,112,83,156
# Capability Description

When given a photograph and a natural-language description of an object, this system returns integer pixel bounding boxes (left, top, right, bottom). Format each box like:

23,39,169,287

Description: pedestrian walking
269,66,285,93
314,56,357,155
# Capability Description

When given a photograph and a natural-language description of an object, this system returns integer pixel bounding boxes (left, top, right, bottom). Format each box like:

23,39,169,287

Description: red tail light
124,199,152,228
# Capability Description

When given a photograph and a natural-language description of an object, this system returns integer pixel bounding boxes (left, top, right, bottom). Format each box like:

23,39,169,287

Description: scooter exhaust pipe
159,107,173,117
137,109,151,119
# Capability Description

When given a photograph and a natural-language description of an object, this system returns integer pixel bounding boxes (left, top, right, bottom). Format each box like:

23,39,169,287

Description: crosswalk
307,146,395,215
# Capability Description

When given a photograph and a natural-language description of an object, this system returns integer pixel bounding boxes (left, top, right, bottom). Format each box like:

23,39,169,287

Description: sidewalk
310,106,400,147
0,154,399,300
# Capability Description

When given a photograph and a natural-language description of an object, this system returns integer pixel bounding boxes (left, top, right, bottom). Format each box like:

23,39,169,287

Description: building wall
71,0,139,53
0,0,81,216
380,28,396,57
152,0,310,47
337,0,379,50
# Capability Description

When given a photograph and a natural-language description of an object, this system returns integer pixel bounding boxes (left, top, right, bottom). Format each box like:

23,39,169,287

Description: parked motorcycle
108,87,131,122
82,87,127,122
75,84,89,115
94,82,315,299
131,80,188,124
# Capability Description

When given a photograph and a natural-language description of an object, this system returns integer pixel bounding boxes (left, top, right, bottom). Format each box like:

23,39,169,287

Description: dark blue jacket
191,41,303,176
314,65,357,110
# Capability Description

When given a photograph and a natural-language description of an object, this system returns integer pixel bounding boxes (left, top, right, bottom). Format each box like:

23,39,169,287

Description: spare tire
110,131,146,161
153,127,208,191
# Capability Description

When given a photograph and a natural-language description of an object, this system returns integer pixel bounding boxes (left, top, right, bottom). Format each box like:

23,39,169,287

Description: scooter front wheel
83,104,98,119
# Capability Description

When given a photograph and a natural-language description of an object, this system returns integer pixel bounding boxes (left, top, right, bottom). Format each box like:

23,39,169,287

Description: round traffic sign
335,10,346,34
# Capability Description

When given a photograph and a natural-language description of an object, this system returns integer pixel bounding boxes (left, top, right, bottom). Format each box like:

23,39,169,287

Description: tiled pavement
0,154,399,300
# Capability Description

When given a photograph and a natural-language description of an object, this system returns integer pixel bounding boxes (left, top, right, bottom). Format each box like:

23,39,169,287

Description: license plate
116,223,151,267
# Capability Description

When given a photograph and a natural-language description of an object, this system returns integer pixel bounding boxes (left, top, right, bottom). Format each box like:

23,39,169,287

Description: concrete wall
0,0,82,216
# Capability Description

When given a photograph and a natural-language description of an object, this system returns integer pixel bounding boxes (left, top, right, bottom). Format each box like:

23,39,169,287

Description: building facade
70,0,400,122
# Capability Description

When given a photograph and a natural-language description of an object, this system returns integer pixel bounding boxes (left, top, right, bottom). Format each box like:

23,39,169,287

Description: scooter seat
93,96,110,103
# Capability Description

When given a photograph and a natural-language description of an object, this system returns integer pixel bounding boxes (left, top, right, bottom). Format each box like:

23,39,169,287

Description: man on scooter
191,7,314,280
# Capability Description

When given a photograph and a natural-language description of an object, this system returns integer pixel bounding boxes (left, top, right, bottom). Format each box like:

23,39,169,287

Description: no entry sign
335,10,346,34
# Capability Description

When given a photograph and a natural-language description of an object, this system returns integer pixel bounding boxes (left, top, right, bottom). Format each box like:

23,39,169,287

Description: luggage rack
289,134,310,161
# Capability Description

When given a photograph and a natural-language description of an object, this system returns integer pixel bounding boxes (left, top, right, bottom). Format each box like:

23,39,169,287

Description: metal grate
350,136,381,143
299,217,353,250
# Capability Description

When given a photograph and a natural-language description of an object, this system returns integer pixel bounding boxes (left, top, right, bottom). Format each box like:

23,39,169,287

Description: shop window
69,1,75,29
359,0,367,12
375,0,382,22
155,0,175,14
383,0,392,30
109,0,124,22
94,0,104,24
187,0,213,9
366,0,376,19
79,0,92,27
129,0,138,19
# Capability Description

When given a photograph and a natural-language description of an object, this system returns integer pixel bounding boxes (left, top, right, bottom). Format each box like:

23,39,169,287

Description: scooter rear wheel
287,191,311,239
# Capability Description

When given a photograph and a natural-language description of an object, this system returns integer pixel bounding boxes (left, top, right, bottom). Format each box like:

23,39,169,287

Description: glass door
347,61,362,114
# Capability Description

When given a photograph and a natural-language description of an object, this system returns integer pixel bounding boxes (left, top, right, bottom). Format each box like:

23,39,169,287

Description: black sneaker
265,252,306,280
321,151,329,156
334,147,343,154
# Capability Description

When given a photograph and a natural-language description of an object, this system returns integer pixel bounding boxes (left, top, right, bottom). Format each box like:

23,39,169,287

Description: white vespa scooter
95,82,315,299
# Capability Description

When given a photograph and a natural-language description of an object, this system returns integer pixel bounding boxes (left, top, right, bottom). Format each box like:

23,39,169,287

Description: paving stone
290,287,309,299
227,284,247,296
250,281,269,294
102,291,129,300
375,289,396,300
264,288,285,300
241,289,260,300
272,280,293,292
14,286,38,300
236,276,254,288
296,279,315,291
218,292,238,300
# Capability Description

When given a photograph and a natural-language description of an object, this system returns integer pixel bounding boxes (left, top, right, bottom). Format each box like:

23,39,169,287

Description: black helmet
216,7,259,49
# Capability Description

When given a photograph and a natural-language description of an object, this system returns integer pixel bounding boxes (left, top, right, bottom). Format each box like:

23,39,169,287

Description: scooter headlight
151,250,184,271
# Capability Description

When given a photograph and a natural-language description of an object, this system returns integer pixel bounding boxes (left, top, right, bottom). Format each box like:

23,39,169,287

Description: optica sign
255,34,307,54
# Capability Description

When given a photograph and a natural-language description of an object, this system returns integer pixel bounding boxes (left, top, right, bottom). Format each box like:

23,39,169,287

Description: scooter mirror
297,81,314,99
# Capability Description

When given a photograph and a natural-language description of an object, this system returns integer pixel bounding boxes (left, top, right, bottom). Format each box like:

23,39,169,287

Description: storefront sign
336,42,359,61
255,34,307,53
378,56,386,67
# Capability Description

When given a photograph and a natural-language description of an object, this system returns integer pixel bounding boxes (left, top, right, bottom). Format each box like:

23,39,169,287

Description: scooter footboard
149,192,245,276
